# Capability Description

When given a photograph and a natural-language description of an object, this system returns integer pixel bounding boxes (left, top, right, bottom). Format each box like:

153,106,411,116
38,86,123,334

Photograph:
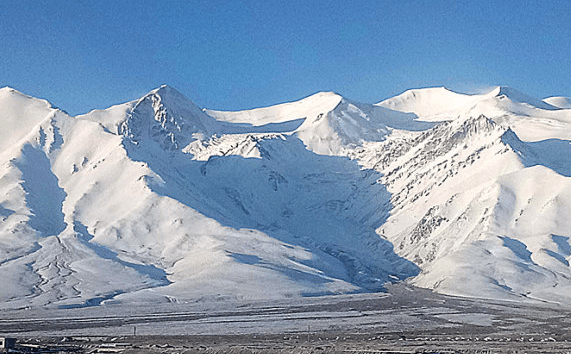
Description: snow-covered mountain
544,96,571,109
1,84,571,309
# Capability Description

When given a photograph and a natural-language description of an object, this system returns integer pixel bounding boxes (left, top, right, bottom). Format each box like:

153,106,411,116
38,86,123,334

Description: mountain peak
0,86,63,152
489,86,557,110
140,84,190,105
489,86,526,99
148,84,179,96
123,85,218,150
377,86,477,119
543,96,571,109
4,83,571,307
308,90,343,98
392,86,462,98
0,86,17,93
298,91,344,107
0,86,51,106
134,84,206,118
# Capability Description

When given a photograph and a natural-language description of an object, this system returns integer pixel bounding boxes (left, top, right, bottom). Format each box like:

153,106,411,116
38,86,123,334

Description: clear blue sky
1,0,570,115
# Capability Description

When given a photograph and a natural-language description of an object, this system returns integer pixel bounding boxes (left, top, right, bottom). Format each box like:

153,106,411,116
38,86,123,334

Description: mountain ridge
1,84,571,308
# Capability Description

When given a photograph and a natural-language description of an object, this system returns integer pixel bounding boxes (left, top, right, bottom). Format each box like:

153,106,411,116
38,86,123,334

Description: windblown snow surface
1,84,571,309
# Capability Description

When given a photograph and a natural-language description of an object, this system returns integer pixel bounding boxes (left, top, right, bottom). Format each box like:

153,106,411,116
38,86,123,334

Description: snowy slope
378,86,558,119
208,92,433,155
369,87,571,303
352,115,571,303
0,86,424,308
378,86,571,142
2,84,571,308
376,87,483,120
544,96,571,109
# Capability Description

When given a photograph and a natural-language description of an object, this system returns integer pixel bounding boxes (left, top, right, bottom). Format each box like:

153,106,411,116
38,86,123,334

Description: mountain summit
1,84,571,308
490,86,558,110
122,84,220,150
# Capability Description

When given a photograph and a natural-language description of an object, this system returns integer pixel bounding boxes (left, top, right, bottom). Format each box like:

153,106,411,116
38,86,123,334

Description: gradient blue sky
1,0,570,115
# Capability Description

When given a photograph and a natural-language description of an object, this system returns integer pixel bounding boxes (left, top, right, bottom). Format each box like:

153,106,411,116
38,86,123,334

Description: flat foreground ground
2,284,571,353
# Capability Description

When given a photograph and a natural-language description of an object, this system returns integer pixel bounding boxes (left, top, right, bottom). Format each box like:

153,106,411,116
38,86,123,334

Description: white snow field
1,84,571,309
544,96,571,109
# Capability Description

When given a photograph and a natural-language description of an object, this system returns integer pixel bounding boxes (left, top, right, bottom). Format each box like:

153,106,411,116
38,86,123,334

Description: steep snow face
411,166,571,303
350,109,571,303
121,85,220,151
353,115,522,265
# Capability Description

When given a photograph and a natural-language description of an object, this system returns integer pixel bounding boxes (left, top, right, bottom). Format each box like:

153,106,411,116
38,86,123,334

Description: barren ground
2,284,570,353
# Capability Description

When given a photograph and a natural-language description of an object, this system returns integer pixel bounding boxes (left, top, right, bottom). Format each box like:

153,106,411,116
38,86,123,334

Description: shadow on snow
124,133,420,293
14,144,67,237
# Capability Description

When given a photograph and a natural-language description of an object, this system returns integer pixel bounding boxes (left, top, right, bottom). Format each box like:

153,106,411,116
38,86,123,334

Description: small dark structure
0,337,15,350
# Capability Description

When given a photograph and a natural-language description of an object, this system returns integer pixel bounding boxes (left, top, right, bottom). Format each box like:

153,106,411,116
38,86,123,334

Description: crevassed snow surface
1,84,571,308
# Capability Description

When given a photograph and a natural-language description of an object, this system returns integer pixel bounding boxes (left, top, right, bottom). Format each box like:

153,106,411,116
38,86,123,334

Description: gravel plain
2,284,570,353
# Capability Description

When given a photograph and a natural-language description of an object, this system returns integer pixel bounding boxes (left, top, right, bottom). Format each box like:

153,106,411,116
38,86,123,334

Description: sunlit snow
1,84,571,309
